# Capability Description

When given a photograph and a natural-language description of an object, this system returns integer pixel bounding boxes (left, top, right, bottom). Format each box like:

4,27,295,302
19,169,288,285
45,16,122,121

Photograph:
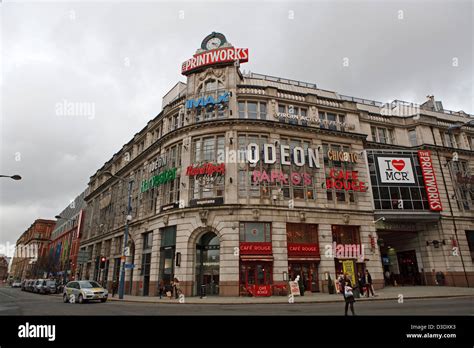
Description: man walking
365,270,375,297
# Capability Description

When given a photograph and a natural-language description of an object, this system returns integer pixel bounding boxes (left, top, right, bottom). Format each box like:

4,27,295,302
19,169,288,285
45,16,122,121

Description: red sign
418,150,442,211
287,243,320,257
186,163,225,177
182,47,249,75
239,242,272,255
246,285,271,297
326,169,367,192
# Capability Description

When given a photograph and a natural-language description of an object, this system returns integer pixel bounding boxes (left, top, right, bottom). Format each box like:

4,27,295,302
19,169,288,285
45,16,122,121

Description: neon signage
246,143,320,168
326,169,367,192
252,170,312,185
181,47,249,75
140,168,177,193
418,150,442,211
185,92,230,109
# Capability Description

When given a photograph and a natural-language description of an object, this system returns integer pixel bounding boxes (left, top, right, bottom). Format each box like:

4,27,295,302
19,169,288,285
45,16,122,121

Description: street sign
124,263,135,269
77,250,90,264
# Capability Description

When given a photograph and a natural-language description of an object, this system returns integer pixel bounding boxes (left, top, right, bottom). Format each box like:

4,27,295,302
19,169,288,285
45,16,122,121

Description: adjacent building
79,33,474,297
48,191,87,282
10,219,56,280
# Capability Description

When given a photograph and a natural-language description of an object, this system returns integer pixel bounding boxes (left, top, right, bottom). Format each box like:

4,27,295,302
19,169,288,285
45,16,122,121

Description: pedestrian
357,272,365,297
365,270,375,297
384,270,391,286
158,279,165,299
337,274,345,296
173,277,180,299
112,279,118,297
343,278,356,316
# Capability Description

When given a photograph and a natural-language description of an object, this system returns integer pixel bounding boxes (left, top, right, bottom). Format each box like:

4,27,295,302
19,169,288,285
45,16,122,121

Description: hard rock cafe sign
186,162,225,187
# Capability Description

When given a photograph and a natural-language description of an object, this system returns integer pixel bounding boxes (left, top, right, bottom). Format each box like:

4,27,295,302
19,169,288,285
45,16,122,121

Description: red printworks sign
417,150,442,211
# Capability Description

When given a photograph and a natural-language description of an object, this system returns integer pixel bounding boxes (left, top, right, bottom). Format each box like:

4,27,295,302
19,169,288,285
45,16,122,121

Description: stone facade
78,34,474,297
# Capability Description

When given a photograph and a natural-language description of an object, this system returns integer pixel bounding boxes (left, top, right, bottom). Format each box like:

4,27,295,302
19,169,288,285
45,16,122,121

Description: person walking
112,279,118,297
158,279,165,299
337,274,345,296
365,270,375,297
343,278,356,316
357,272,365,297
173,277,181,299
384,270,391,286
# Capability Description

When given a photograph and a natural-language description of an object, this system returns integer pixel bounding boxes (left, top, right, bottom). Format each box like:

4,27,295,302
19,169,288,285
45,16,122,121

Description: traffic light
99,256,106,269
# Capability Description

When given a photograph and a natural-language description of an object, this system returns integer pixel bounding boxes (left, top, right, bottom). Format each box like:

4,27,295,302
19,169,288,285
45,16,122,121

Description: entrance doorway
397,250,421,285
288,262,319,292
195,232,220,296
240,261,272,296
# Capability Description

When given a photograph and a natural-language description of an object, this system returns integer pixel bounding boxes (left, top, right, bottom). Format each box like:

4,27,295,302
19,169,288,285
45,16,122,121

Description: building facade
79,33,474,297
48,191,86,282
10,219,56,280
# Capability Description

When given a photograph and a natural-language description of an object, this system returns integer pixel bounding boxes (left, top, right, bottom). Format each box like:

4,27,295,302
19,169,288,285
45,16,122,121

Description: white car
11,281,22,288
63,280,108,304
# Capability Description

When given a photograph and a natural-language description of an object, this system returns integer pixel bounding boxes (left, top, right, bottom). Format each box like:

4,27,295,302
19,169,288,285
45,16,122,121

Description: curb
106,294,474,305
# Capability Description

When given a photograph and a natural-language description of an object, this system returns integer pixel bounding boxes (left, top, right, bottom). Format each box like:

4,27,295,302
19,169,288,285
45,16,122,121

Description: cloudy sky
0,0,472,255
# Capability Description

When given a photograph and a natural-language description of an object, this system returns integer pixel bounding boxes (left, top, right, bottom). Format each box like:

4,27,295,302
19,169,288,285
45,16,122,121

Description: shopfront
239,222,273,296
286,223,320,292
332,225,364,285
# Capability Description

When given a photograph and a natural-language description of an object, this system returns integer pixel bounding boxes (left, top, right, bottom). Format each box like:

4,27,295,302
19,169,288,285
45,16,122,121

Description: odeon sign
185,92,229,109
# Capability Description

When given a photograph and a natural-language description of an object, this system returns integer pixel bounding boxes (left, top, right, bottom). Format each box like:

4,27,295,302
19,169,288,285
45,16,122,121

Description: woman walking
343,278,356,316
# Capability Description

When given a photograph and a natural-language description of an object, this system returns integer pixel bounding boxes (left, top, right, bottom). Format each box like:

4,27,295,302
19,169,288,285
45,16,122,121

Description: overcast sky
0,0,472,256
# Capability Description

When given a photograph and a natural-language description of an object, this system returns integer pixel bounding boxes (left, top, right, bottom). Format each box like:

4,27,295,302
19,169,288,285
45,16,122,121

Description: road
0,287,472,315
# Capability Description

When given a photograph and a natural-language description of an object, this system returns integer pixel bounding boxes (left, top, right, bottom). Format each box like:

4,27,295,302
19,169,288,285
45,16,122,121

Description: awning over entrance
375,211,440,223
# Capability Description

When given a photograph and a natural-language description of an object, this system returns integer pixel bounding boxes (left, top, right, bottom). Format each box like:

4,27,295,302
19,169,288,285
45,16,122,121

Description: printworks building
79,33,474,297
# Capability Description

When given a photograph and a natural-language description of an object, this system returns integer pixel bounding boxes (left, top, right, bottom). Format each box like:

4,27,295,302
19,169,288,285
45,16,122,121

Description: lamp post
103,171,133,300
0,175,21,180
55,215,76,284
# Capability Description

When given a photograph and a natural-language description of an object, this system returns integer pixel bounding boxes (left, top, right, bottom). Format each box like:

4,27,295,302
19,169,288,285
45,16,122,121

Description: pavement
107,285,474,304
0,286,473,315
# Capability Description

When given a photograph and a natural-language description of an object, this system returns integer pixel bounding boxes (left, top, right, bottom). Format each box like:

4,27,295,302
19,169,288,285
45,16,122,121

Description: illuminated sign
328,150,358,163
239,242,272,255
418,150,442,211
181,47,249,75
287,243,320,257
185,92,229,109
140,168,177,193
326,169,367,192
252,170,312,185
246,143,321,168
376,156,415,184
186,163,225,177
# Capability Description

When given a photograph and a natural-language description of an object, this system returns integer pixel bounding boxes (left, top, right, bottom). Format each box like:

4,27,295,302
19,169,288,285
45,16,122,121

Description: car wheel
78,294,84,304
100,299,107,303
63,294,69,303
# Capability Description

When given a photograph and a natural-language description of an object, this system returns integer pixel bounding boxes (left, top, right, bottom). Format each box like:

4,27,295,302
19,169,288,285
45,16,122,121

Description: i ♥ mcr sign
377,156,416,184
375,152,442,211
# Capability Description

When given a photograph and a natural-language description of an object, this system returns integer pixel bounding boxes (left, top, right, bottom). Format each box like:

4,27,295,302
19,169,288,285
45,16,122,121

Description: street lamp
103,171,134,300
0,175,22,180
55,215,76,284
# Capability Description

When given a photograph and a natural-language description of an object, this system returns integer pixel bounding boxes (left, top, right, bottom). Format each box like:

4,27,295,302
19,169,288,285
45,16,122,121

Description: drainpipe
429,126,470,287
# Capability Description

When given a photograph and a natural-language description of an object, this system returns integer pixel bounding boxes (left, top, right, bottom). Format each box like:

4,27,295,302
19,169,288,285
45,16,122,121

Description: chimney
421,95,443,112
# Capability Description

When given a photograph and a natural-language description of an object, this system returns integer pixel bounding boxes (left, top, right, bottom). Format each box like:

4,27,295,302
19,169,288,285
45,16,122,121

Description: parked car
63,280,108,304
34,279,57,294
11,280,22,288
27,280,36,292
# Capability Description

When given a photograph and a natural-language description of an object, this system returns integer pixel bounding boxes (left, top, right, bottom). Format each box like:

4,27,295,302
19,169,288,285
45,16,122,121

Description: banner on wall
376,156,416,184
418,150,442,211
342,260,356,286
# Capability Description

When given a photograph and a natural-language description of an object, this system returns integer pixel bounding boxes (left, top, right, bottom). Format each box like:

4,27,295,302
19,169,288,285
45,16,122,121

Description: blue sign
124,263,135,269
185,91,229,109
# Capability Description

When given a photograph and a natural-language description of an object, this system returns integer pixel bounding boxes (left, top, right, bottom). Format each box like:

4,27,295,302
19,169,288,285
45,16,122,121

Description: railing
242,71,318,89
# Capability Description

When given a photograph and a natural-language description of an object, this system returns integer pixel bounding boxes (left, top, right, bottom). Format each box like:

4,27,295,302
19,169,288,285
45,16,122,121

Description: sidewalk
108,286,474,304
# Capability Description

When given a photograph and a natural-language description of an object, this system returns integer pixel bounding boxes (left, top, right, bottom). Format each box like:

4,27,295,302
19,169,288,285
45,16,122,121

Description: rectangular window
319,112,345,130
371,126,392,144
286,223,318,243
466,231,474,260
238,101,267,120
239,222,271,242
142,232,153,251
332,225,360,244
442,131,456,148
408,129,417,146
